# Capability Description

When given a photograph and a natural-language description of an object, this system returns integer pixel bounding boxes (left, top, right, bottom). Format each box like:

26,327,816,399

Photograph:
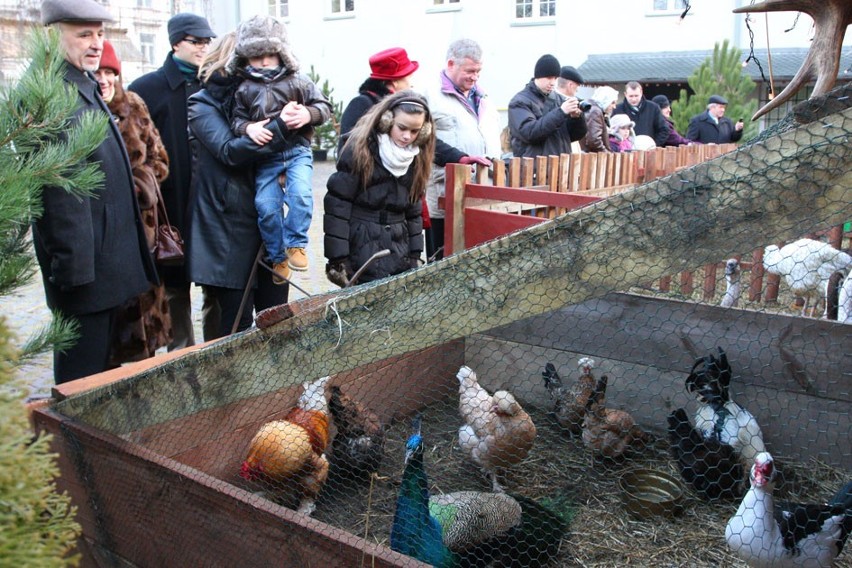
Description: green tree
0,27,111,566
671,39,758,140
306,65,343,158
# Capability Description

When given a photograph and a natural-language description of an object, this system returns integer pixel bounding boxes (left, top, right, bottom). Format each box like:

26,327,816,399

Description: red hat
99,40,121,75
369,47,419,81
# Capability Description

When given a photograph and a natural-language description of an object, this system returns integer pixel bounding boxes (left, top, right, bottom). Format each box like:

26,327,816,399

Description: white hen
720,258,742,308
763,239,852,317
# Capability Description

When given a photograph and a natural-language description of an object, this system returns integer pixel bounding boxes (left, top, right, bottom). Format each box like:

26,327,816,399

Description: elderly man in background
687,94,744,144
129,13,217,350
612,81,669,148
36,0,157,383
423,38,501,261
508,54,586,159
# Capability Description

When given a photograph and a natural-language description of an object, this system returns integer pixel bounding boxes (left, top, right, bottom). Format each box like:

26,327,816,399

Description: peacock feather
390,417,568,567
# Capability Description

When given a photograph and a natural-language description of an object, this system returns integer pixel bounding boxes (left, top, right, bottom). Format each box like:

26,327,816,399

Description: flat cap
559,66,584,84
41,0,114,25
708,94,728,105
168,13,216,45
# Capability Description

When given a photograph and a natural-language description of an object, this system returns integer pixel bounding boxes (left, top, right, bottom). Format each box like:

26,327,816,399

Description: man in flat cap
687,94,744,144
129,13,217,351
508,53,586,159
36,0,157,383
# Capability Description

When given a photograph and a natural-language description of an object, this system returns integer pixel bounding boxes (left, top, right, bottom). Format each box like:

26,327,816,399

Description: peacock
390,416,567,568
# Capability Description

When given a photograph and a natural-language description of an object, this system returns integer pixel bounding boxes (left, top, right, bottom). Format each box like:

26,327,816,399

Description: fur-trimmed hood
226,15,299,75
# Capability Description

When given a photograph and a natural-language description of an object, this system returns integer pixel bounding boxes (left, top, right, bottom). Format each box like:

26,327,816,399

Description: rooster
726,452,852,567
391,416,566,568
668,408,743,501
542,358,597,435
581,375,649,459
240,375,331,515
327,385,385,481
685,347,766,468
457,365,536,492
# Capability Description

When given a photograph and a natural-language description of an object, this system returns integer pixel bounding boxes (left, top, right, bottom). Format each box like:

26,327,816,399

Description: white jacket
423,74,502,219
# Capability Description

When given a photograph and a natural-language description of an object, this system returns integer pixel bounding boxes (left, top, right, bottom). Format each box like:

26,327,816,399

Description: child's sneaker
287,247,308,271
272,261,291,285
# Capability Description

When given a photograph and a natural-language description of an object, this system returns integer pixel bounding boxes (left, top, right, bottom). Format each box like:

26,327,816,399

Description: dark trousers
426,217,445,261
54,308,118,384
202,267,288,341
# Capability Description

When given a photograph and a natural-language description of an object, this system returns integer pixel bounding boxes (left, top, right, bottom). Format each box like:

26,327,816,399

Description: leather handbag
153,186,185,266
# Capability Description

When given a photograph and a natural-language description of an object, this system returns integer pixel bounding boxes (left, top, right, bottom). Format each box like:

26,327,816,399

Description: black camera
579,100,593,112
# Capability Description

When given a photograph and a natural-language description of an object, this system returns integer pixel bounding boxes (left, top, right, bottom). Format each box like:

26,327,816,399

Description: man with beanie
36,0,157,383
651,94,692,147
686,94,744,144
129,13,217,351
508,54,586,159
612,81,670,147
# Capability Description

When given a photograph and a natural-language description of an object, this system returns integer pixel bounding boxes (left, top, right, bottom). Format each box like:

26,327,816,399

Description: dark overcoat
613,97,670,147
508,80,586,158
324,141,423,284
32,63,156,315
686,111,743,145
129,53,203,287
186,75,292,290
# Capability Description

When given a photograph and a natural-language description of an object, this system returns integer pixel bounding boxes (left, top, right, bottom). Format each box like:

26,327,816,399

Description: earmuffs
378,96,433,145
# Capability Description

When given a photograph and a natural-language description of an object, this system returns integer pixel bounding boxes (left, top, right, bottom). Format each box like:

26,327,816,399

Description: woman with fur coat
95,41,172,363
324,91,436,286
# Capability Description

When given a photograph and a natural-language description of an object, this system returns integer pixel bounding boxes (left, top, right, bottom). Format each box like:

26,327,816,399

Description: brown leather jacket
581,104,611,153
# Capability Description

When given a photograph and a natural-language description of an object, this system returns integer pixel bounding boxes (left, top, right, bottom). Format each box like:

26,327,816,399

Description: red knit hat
99,40,121,75
369,47,419,81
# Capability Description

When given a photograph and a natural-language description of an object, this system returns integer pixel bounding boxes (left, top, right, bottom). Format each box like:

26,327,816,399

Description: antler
733,0,852,120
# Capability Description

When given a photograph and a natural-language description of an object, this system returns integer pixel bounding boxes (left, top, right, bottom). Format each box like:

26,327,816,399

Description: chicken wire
43,86,852,567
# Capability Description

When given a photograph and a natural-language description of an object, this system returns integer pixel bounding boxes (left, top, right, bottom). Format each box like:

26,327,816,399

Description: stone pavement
1,159,339,399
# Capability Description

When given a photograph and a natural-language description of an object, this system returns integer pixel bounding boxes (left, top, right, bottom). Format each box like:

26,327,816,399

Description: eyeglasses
183,38,211,46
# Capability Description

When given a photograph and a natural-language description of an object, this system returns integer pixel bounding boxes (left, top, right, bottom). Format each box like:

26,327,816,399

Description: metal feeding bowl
618,468,684,519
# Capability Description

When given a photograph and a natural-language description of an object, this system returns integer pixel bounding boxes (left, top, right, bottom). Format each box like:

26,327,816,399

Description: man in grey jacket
423,39,501,260
36,0,156,383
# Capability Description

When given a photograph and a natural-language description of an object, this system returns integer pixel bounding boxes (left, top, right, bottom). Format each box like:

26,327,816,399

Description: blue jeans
255,145,314,264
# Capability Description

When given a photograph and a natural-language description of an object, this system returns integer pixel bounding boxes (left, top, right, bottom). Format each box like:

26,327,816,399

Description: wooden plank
464,209,545,248
508,157,521,187
34,409,423,568
445,161,470,256
493,157,506,187
703,261,719,301
521,157,535,187
464,183,601,209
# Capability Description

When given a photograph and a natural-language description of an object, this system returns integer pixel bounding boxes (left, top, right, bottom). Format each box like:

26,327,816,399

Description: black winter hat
534,54,561,79
168,13,215,46
651,94,670,109
559,66,584,84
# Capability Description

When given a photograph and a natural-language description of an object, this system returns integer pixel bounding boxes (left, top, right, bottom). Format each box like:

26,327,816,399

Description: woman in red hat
95,40,173,364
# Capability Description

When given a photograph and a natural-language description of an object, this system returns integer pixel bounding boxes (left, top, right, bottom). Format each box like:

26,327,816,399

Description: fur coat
107,84,172,364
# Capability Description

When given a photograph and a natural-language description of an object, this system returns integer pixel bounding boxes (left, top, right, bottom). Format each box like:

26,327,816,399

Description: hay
310,396,851,567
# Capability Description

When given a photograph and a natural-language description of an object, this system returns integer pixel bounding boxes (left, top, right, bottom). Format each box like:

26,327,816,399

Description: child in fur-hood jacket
228,15,333,281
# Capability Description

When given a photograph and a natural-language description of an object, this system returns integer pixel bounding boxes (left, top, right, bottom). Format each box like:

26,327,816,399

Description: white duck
726,452,852,567
720,258,742,308
763,239,852,317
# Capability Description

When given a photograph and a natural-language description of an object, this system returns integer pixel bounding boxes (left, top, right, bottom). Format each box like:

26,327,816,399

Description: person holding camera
508,54,587,159
686,94,744,144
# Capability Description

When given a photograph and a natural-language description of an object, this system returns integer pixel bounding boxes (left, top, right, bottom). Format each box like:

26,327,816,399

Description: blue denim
255,145,314,264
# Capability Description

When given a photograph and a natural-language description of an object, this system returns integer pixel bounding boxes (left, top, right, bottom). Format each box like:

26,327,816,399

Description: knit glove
326,259,353,288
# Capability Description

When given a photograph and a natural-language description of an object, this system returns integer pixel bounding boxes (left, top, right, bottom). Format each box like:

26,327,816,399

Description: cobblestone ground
1,160,339,400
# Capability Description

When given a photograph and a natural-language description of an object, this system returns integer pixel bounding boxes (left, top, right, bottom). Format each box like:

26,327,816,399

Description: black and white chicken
685,347,766,467
726,451,852,567
668,408,743,501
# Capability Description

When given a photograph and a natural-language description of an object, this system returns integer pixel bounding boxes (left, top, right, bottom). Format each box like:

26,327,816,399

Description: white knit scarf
378,133,420,177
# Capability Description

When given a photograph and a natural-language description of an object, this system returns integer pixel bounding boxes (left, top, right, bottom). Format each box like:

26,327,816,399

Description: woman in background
324,91,436,286
651,95,692,147
95,40,172,364
582,85,618,153
186,31,289,338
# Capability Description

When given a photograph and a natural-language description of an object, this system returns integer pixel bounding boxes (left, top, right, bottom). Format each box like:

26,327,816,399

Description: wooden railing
443,144,851,309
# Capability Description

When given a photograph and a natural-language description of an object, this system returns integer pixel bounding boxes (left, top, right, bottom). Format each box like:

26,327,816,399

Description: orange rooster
581,375,649,459
240,375,331,515
457,365,537,492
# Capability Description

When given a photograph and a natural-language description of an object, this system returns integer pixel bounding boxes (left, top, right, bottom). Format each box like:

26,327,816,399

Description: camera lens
579,101,593,112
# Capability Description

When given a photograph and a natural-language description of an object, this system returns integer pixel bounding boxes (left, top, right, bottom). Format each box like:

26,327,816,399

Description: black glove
326,259,353,288
409,256,422,269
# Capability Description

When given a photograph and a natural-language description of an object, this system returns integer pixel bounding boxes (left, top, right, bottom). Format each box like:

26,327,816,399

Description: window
269,0,289,18
514,0,555,21
652,0,686,12
433,0,460,4
140,33,155,64
136,0,152,7
330,0,355,13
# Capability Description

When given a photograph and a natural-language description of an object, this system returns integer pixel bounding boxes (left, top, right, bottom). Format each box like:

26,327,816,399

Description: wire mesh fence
35,84,852,567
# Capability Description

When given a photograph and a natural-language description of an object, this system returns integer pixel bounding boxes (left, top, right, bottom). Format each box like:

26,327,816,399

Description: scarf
378,133,419,177
173,56,200,83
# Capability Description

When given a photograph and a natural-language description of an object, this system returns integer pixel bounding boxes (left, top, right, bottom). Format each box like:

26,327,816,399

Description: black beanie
534,54,561,79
